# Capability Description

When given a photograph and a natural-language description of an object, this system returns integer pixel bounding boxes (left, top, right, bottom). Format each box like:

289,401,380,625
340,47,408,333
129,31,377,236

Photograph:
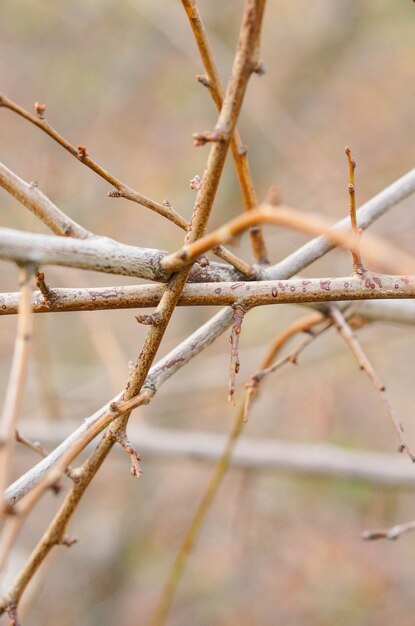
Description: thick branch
2,274,415,315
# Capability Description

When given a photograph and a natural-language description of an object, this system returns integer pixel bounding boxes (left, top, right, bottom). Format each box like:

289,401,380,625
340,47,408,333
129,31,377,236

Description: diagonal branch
329,306,415,461
0,94,187,230
181,0,269,264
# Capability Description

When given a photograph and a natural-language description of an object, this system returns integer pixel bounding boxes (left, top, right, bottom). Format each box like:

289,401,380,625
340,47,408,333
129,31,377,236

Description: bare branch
0,267,33,507
161,204,415,275
264,167,415,280
181,0,269,264
19,421,415,489
0,162,92,239
0,95,187,230
3,274,415,316
329,306,415,461
362,521,415,541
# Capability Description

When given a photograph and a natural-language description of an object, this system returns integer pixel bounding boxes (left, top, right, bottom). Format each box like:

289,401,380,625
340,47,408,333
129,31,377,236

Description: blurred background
1,1,415,624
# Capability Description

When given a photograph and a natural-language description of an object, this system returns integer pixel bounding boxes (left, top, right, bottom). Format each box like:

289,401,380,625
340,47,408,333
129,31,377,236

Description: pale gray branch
0,227,240,283
18,422,415,489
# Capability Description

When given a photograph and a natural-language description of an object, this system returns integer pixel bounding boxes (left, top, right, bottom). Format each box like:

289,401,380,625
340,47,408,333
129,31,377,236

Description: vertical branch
228,303,246,402
181,0,269,264
0,267,33,508
345,146,364,275
149,402,247,626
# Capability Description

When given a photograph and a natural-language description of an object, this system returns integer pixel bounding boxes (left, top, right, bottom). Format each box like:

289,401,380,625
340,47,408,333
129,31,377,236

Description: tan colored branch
3,274,415,315
161,204,415,276
181,0,269,264
0,268,33,508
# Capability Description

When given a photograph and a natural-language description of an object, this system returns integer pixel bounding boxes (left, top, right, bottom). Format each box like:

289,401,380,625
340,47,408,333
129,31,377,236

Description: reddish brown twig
244,313,332,419
0,93,187,230
329,305,415,461
345,146,364,275
115,430,142,478
35,271,56,307
228,303,246,402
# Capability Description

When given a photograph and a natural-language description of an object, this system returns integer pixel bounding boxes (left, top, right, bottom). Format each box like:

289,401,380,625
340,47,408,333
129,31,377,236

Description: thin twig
329,306,415,461
228,303,246,402
0,95,187,230
345,147,364,274
0,267,33,508
244,314,332,419
362,520,415,541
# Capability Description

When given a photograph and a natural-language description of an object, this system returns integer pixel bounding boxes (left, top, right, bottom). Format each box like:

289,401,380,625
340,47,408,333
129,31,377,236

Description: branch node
196,74,210,88
60,534,78,548
34,101,46,119
77,145,88,159
35,271,57,306
116,431,142,478
253,60,266,76
107,189,122,198
192,130,226,147
6,603,20,626
135,311,163,326
189,174,202,191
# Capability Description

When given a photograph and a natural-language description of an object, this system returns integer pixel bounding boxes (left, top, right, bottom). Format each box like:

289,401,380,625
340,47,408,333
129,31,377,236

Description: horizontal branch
0,227,240,283
18,422,415,489
2,274,415,315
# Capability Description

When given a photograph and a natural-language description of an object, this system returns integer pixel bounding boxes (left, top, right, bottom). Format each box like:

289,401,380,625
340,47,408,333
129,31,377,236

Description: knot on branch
135,312,163,326
253,61,266,76
77,145,88,159
192,130,227,147
196,74,210,88
34,101,46,119
189,174,202,191
107,189,122,198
